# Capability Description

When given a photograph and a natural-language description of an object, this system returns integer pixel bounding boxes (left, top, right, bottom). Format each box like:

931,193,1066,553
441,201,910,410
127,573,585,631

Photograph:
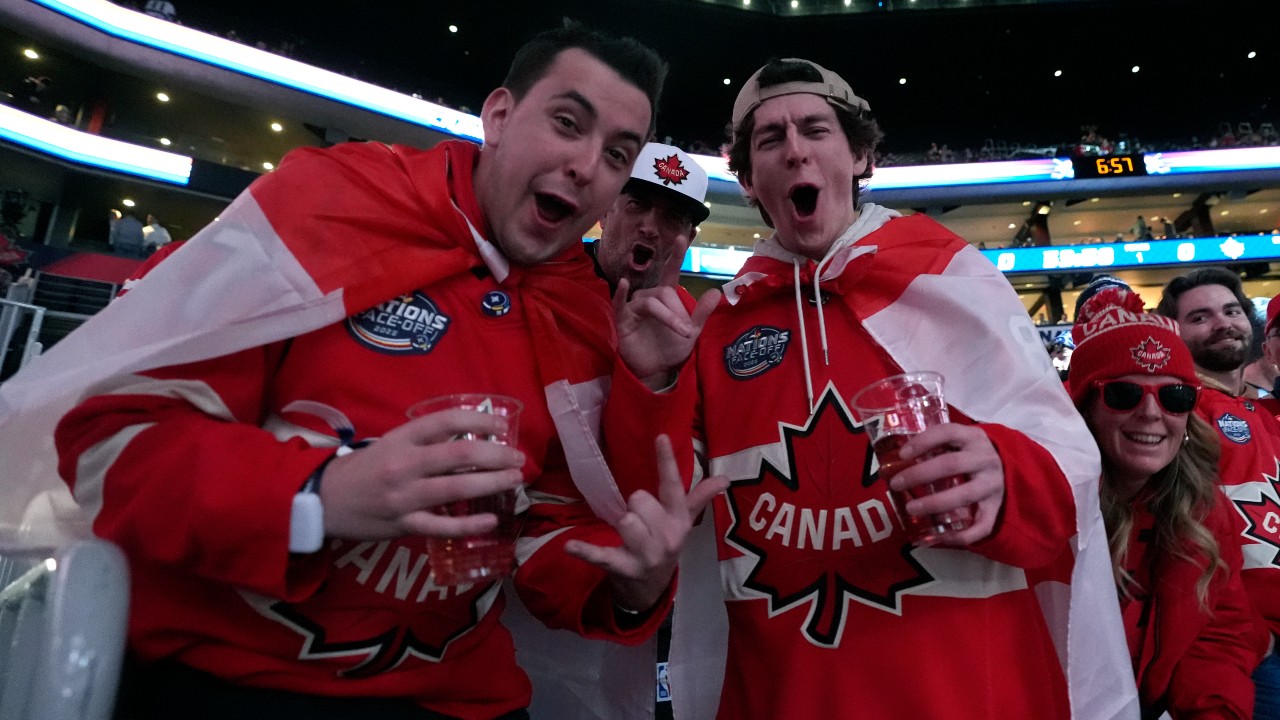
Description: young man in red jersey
37,24,726,720
667,57,1138,720
1158,267,1280,719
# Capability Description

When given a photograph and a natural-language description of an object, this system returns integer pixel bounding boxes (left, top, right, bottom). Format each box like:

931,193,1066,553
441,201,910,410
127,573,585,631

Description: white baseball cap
625,142,710,225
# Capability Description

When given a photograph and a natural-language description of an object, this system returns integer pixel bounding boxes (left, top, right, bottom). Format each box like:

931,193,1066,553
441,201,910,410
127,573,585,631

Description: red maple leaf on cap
653,154,690,185
1130,336,1172,372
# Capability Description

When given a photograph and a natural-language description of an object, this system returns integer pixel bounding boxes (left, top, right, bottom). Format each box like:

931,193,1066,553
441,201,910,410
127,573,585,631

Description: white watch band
289,492,325,553
288,444,358,554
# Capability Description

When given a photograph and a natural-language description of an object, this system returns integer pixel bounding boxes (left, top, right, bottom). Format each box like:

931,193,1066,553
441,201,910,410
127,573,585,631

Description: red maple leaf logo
1129,336,1172,372
1234,472,1280,558
653,154,690,185
724,388,933,647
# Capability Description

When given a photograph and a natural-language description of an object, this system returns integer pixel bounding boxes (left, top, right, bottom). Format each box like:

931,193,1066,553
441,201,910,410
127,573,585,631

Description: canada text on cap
731,58,871,132
625,142,711,225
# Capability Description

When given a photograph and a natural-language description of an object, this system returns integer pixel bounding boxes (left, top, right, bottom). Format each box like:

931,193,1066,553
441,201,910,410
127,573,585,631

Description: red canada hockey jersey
671,207,1137,720
1120,491,1266,718
52,141,685,720
1195,382,1280,643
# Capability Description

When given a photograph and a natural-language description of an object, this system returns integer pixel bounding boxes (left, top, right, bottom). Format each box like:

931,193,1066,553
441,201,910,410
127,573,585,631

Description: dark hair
727,58,882,227
1156,266,1251,321
502,22,667,139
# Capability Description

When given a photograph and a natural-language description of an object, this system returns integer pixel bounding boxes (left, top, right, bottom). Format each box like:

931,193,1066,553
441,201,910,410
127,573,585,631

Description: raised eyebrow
796,113,834,128
753,114,832,138
752,120,786,139
554,90,597,120
616,129,645,151
554,90,645,149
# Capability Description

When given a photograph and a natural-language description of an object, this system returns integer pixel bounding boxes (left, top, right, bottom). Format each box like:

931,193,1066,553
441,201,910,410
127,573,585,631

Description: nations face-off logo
1129,336,1172,372
1217,413,1252,444
653,154,690,185
724,388,933,647
724,325,791,380
347,292,451,355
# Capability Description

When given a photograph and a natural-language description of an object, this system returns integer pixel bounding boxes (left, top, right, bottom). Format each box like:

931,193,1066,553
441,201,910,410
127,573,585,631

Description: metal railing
0,300,45,373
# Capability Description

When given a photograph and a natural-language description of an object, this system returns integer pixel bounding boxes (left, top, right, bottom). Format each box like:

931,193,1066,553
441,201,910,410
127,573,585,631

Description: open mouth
789,185,819,217
535,193,574,224
630,243,656,269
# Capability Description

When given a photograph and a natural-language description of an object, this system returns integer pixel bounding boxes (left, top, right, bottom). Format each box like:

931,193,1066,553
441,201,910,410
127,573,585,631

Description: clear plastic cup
406,394,523,586
850,372,973,546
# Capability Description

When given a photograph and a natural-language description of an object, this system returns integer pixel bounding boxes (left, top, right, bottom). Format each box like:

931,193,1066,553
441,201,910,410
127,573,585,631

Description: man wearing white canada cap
591,141,709,297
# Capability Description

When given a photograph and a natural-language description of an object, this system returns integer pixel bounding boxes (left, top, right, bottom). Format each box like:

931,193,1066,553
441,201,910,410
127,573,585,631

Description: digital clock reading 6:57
1071,154,1148,179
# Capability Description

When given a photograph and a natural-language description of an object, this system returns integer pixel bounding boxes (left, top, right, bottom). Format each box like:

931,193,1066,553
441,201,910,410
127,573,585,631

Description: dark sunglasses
1094,381,1200,414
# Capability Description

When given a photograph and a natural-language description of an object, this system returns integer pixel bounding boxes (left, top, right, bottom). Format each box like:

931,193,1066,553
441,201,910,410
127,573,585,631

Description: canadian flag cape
668,214,1141,720
0,138,631,541
0,140,649,718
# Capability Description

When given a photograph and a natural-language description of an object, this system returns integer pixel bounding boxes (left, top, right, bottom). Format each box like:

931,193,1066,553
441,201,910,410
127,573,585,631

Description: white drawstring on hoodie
732,203,901,414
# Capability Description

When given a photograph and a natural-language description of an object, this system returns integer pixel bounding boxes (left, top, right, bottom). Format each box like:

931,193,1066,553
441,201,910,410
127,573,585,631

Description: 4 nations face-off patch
724,325,791,380
1217,412,1252,444
347,291,451,355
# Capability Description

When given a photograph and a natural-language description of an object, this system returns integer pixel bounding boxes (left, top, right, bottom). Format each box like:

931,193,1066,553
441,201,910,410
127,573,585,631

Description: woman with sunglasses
1068,287,1266,719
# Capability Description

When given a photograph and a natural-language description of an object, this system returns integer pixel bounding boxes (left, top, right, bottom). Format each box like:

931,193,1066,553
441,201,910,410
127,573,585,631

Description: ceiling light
158,137,171,146
743,0,750,5
1090,197,1099,202
845,0,852,5
1073,220,1082,225
122,198,135,207
704,201,712,208
753,233,761,239
1035,201,1052,216
1262,209,1270,214
23,49,39,60
723,78,731,85
1022,201,1031,206
1248,51,1257,59
1008,223,1017,229
270,122,283,132
1053,70,1062,77
263,161,275,170
1131,66,1140,73
156,92,170,102
898,77,907,85
1220,210,1229,216
448,25,458,33
790,0,799,8
1172,193,1182,198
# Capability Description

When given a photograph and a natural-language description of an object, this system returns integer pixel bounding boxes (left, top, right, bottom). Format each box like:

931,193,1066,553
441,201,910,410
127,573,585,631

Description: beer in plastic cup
850,372,973,546
406,394,523,586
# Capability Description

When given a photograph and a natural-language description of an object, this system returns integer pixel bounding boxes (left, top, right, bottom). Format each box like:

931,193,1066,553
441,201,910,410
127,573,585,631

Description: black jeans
115,657,530,720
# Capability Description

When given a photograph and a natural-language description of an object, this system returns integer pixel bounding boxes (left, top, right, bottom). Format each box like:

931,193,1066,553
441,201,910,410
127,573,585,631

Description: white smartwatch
289,443,359,554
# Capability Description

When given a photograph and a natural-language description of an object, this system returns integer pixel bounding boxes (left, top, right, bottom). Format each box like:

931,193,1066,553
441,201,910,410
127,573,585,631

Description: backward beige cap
731,58,870,133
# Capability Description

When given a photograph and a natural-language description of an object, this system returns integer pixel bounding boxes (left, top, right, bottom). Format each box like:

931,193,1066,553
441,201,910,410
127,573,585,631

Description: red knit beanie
1067,287,1198,405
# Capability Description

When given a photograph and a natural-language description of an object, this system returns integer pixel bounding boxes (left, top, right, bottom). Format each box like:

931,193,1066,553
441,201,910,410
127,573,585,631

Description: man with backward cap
664,57,1138,719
